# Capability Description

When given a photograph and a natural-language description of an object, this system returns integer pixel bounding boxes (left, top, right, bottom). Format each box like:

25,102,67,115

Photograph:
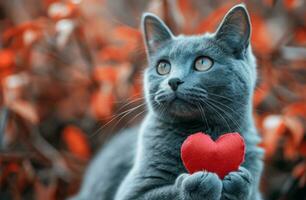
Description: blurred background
0,0,305,199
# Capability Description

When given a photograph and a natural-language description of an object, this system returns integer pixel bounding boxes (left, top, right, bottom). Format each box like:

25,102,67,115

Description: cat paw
222,166,252,200
178,171,222,200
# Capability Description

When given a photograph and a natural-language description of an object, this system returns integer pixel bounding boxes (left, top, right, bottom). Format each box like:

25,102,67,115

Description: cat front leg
115,170,222,200
221,166,253,200
176,171,223,200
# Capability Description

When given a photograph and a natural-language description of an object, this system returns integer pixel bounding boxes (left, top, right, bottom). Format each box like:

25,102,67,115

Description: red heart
181,132,245,179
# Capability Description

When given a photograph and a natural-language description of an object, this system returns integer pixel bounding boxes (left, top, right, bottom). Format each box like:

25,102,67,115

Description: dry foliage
0,0,305,199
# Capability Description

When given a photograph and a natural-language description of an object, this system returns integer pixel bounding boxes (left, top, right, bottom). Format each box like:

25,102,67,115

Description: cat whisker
90,103,146,138
108,102,146,133
196,103,209,130
206,99,242,132
196,103,204,123
201,100,232,132
115,92,158,114
186,87,207,95
207,93,248,107
205,85,228,88
208,92,262,113
183,92,207,99
159,103,169,122
113,108,147,135
207,97,248,124
92,93,156,135
116,96,145,113
113,93,142,104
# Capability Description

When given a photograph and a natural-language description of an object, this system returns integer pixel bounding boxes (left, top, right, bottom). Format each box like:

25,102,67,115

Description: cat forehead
172,35,212,51
154,34,224,59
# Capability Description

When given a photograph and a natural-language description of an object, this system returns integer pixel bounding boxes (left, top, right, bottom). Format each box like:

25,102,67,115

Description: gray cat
72,4,264,200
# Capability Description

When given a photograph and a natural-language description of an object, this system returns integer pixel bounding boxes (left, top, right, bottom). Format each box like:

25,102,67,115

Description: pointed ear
141,13,173,55
215,4,251,57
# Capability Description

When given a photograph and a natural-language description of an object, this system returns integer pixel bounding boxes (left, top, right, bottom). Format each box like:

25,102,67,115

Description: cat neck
135,105,256,170
143,103,255,140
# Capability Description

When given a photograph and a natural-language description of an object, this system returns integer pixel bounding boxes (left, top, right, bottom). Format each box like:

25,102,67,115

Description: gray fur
72,4,264,200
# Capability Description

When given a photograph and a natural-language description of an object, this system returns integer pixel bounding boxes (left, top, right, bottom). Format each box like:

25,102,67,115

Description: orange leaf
284,102,306,118
195,3,233,34
9,100,39,124
292,162,305,177
284,0,302,10
3,20,44,49
262,115,286,158
99,45,129,62
90,89,115,119
6,162,20,173
177,0,198,30
0,49,15,69
113,26,141,44
283,116,304,159
0,163,20,185
253,83,271,107
294,26,306,45
93,66,118,84
292,162,306,187
262,0,277,6
0,50,15,80
34,179,57,200
129,81,143,101
298,140,306,157
178,0,194,17
262,115,305,159
250,14,274,55
62,125,91,160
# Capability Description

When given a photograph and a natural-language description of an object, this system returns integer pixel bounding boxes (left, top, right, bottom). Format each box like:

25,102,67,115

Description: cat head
141,4,257,126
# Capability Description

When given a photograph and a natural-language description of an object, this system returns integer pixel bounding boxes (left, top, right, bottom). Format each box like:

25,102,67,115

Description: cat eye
194,56,213,72
156,60,171,75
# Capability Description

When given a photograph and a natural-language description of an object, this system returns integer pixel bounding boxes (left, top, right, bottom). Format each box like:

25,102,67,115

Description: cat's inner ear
142,13,173,55
215,4,251,56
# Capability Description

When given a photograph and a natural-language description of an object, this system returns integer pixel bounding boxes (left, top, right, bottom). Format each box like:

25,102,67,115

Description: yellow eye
194,56,213,71
156,61,171,75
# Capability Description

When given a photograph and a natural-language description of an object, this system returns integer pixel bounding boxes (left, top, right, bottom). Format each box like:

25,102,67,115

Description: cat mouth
153,92,201,118
154,91,199,106
155,92,188,105
166,97,200,117
170,96,191,105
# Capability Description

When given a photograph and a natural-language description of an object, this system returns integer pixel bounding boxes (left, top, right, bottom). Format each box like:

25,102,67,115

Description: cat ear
141,13,173,55
215,4,251,56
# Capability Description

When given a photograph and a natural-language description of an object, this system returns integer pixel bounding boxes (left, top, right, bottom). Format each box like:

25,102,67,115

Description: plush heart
181,132,245,179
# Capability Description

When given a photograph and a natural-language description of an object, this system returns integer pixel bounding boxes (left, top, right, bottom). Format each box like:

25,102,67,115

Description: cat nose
168,78,184,91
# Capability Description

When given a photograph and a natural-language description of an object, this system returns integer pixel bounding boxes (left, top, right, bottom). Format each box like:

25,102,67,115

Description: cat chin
170,109,199,119
169,99,195,111
155,99,200,119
